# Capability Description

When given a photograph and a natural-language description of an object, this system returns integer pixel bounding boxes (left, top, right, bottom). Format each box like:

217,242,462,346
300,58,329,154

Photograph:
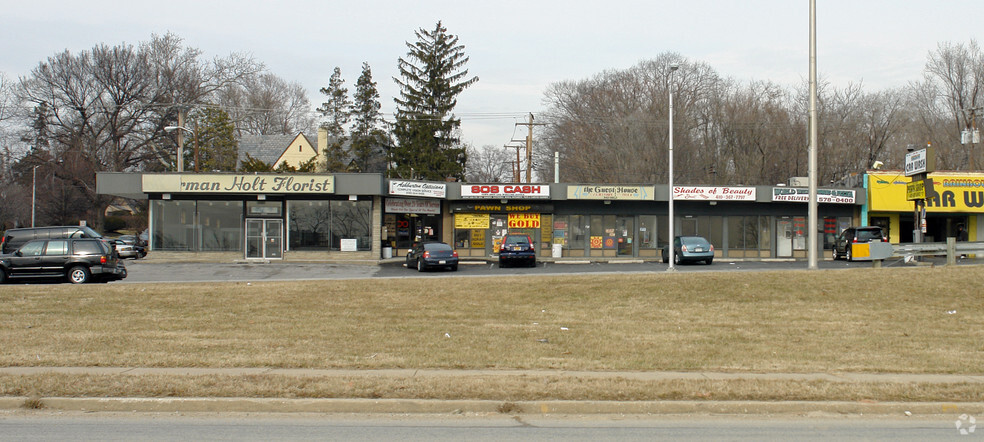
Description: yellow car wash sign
869,172,984,212
906,180,926,201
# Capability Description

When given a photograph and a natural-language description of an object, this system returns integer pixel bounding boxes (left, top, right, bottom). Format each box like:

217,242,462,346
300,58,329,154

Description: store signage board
771,188,856,204
904,147,935,177
388,180,446,198
461,184,550,199
455,213,490,229
567,185,654,200
143,174,334,194
385,198,441,215
673,186,755,201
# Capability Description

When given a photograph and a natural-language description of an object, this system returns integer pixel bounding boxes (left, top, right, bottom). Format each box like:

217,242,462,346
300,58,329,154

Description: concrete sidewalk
3,367,983,416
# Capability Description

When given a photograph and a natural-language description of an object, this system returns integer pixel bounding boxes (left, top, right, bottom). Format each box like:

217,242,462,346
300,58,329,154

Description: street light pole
807,0,819,270
164,125,195,172
31,165,38,228
667,64,679,271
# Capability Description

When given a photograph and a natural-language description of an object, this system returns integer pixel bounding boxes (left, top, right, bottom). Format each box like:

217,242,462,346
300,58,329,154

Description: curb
4,397,983,416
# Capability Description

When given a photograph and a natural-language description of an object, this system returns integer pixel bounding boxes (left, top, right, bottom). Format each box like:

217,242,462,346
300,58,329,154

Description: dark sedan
662,236,715,265
406,241,459,272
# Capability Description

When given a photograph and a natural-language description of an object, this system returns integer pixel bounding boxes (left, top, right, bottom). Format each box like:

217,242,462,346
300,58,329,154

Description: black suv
832,226,887,261
1,226,104,254
0,238,127,284
498,233,536,267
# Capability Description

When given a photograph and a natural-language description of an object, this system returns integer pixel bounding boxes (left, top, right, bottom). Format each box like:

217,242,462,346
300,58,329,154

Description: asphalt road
109,256,966,284
0,413,971,441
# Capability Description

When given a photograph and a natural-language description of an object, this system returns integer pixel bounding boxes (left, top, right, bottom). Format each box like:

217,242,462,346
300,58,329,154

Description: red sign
462,184,551,199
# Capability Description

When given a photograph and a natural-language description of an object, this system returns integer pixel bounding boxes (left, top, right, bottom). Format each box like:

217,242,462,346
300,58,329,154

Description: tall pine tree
317,67,351,172
350,62,388,173
193,107,238,172
391,21,478,180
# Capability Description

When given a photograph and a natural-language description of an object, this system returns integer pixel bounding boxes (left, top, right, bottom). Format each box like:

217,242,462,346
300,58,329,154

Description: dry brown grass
1,266,982,401
3,266,981,373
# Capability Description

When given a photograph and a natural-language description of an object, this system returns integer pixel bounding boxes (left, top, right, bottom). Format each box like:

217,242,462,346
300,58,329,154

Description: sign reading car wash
771,188,856,204
507,213,541,229
142,174,334,194
461,184,550,199
568,185,654,200
385,198,441,215
389,180,446,198
673,186,755,201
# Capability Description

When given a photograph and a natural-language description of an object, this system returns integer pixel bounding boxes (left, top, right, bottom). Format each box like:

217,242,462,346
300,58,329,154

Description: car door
8,240,46,278
40,239,70,276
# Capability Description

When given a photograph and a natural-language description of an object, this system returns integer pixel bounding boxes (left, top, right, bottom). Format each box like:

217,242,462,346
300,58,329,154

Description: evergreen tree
391,21,478,180
317,67,351,172
351,62,388,173
192,107,238,172
240,153,273,172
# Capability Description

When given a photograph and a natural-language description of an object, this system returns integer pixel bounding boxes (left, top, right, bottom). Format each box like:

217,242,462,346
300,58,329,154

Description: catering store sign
568,185,654,200
461,184,550,199
673,186,755,201
772,188,856,204
389,180,446,198
143,174,334,194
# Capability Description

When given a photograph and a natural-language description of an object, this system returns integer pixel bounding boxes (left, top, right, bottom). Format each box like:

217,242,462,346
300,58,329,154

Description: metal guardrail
888,239,984,266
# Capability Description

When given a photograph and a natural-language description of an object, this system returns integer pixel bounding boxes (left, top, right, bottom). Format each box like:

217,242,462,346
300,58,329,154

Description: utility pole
515,113,546,183
176,109,185,173
504,144,522,182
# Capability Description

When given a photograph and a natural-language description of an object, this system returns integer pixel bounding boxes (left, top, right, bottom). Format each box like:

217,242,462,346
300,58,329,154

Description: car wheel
0,268,7,284
662,250,669,264
499,259,507,268
417,258,425,272
674,253,681,265
846,247,853,262
705,258,713,265
450,264,458,271
68,266,91,284
832,249,839,260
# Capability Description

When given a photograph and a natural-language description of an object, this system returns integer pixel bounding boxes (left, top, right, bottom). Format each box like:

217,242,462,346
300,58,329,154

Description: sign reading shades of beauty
143,174,334,194
673,186,755,201
388,180,446,198
385,198,441,215
461,184,550,199
568,185,654,200
771,188,857,204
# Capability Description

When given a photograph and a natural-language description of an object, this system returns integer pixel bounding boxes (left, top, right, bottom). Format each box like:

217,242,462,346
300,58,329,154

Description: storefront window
638,216,658,249
330,200,372,251
198,201,243,251
151,200,242,251
152,200,196,251
289,201,332,250
569,215,586,250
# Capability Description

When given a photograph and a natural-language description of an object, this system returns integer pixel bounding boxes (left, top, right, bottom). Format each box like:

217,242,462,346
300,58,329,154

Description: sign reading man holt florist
673,186,756,201
142,174,334,194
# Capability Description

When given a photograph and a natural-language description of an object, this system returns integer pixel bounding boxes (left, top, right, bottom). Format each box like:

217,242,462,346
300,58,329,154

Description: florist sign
143,174,334,194
388,180,446,198
673,186,755,201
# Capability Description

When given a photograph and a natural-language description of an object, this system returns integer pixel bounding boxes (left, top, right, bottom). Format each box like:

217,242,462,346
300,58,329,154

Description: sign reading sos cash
461,184,550,199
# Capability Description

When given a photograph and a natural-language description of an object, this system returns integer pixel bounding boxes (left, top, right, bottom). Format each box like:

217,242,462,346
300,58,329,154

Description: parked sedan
662,236,715,265
406,241,459,272
113,235,147,259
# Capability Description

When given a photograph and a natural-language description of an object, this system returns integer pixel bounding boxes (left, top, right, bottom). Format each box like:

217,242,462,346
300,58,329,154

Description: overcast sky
1,1,979,150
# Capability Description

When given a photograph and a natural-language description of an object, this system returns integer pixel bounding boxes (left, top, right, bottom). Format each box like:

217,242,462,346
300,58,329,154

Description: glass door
616,216,635,256
246,218,283,260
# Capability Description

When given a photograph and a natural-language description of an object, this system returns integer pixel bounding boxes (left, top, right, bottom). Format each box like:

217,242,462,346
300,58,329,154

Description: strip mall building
865,171,982,243
98,172,872,261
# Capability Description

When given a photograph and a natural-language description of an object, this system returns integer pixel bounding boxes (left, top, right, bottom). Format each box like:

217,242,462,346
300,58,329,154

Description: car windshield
856,229,882,241
504,236,529,245
680,237,709,247
424,243,452,252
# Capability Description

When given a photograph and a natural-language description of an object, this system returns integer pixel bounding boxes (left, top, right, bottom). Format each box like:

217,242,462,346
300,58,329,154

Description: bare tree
217,72,316,136
465,144,512,182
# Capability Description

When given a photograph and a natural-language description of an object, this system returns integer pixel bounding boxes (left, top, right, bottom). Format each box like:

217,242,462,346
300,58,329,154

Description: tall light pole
807,0,819,269
667,63,679,271
31,165,39,228
165,125,195,172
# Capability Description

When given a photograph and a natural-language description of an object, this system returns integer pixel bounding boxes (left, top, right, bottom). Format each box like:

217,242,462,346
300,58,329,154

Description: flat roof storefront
97,172,865,262
866,171,983,243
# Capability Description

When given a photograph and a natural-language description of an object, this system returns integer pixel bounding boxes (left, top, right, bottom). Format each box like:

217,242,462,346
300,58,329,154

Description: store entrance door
246,218,283,260
616,216,635,256
776,218,794,258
